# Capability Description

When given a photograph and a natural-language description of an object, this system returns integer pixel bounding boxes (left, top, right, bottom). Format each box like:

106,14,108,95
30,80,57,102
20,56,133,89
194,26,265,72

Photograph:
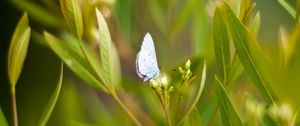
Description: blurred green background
0,0,298,125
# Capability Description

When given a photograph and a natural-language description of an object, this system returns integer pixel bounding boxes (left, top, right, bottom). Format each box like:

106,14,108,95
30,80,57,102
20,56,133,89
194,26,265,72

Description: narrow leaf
44,32,108,92
251,12,261,37
37,62,64,126
221,3,275,104
96,9,121,88
60,0,83,39
213,7,230,82
11,0,62,28
227,53,244,85
178,61,206,125
278,0,300,23
215,76,244,126
171,0,195,33
8,12,31,86
147,0,167,33
0,107,8,126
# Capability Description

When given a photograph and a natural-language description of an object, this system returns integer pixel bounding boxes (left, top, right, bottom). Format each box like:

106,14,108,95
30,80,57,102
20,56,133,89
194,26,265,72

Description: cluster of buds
150,73,173,94
179,60,192,81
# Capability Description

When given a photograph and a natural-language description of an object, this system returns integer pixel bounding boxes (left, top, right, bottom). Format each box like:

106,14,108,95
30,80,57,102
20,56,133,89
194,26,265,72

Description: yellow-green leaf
60,0,83,39
213,7,230,82
0,107,8,126
8,12,31,87
177,61,206,125
220,3,276,105
37,62,64,126
95,9,121,89
215,76,244,126
44,32,108,92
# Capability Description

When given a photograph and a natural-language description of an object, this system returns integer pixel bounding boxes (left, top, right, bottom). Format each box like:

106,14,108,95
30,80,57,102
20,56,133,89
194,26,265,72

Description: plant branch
11,86,18,126
111,90,141,126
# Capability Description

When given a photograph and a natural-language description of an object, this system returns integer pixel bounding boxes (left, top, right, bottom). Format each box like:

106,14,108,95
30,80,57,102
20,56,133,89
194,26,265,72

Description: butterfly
136,33,160,82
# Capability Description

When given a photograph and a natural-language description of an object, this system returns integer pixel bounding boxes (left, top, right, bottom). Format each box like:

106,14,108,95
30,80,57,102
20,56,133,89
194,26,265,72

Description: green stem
111,91,141,126
11,86,18,126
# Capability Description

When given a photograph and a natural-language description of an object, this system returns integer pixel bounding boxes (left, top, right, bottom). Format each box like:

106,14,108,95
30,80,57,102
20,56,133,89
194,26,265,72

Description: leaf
177,61,206,125
0,107,8,126
213,7,230,83
220,3,275,105
114,0,131,39
60,0,83,39
8,12,31,87
251,12,261,37
44,32,108,92
95,9,122,89
215,76,244,126
227,53,244,85
37,62,64,126
11,0,62,28
278,0,300,23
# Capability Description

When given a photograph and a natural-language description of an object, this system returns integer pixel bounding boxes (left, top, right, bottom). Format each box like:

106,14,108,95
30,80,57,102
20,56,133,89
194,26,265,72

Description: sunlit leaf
8,12,31,87
215,76,244,126
177,61,206,125
0,107,8,126
44,32,108,92
96,9,122,89
37,62,64,126
213,7,230,83
11,0,62,28
220,3,276,105
278,0,300,23
251,12,261,37
60,0,83,39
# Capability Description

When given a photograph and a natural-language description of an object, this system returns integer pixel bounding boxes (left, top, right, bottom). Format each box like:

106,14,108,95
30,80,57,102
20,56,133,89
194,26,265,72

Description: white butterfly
136,33,160,82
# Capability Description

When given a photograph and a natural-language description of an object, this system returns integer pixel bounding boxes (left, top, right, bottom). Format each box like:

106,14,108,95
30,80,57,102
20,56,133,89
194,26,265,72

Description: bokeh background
0,0,298,125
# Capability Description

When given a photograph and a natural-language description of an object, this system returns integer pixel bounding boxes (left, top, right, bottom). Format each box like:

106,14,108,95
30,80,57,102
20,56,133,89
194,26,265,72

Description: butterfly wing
136,33,160,82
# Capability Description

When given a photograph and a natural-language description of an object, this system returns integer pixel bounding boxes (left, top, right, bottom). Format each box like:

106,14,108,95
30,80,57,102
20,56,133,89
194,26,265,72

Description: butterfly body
136,33,160,82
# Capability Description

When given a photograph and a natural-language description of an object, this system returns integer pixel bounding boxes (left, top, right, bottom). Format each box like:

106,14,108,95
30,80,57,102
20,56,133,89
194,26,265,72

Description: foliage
1,0,300,125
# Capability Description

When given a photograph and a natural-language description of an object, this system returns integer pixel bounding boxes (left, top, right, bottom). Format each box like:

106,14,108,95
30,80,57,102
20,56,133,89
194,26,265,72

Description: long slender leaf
177,61,206,125
0,107,8,126
60,0,83,39
96,9,122,89
8,12,31,87
278,0,300,23
11,0,62,28
213,7,230,82
220,3,275,105
37,62,64,126
44,32,108,92
215,76,244,126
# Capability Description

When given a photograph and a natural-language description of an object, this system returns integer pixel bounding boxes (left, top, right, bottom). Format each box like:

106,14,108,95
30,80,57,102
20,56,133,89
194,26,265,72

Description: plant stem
11,86,18,126
163,103,172,126
111,91,141,126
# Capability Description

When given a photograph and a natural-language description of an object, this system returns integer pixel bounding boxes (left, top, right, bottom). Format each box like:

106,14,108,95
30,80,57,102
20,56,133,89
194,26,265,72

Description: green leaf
44,32,108,92
95,9,122,89
37,62,64,126
60,0,83,39
227,53,244,85
11,0,62,28
114,0,131,39
251,12,261,37
215,76,244,126
220,3,275,105
278,0,300,23
213,7,230,83
177,61,206,125
8,12,31,87
0,107,8,126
